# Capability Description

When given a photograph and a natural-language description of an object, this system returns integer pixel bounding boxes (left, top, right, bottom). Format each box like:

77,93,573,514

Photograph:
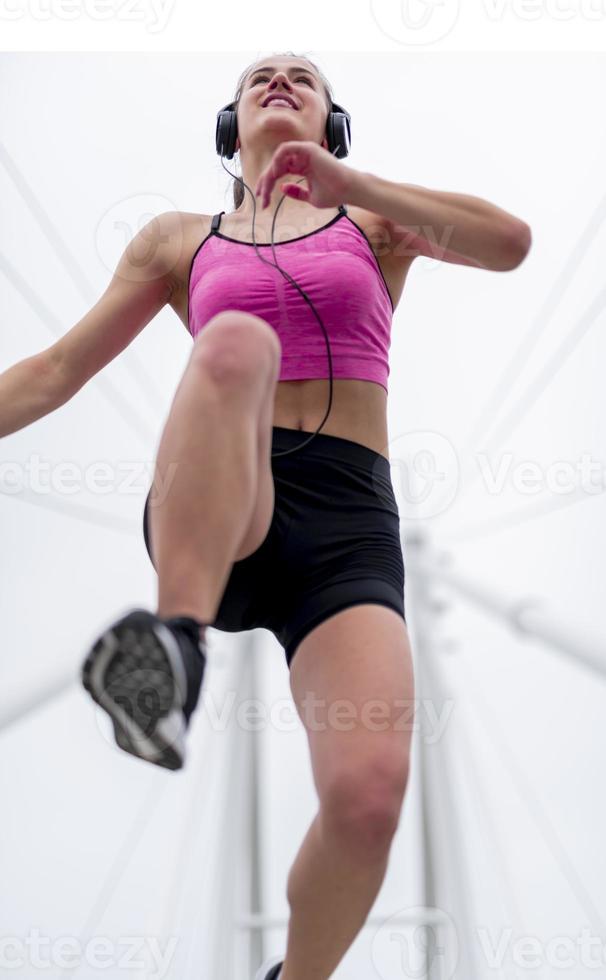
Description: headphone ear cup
326,102,352,158
216,103,238,159
216,99,351,159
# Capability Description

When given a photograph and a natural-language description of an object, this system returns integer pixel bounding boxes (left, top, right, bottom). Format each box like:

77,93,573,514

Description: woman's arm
0,212,179,438
0,351,68,438
346,171,532,271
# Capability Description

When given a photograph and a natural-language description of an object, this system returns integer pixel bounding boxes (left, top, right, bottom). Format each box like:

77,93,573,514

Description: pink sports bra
187,204,394,391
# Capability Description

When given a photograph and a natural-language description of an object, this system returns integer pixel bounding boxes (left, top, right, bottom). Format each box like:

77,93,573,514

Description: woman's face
235,57,329,155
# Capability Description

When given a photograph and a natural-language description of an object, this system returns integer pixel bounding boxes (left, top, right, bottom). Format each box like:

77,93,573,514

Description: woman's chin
259,115,303,134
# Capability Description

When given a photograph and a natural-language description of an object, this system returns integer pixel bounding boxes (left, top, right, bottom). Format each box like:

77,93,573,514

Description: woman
1,52,531,980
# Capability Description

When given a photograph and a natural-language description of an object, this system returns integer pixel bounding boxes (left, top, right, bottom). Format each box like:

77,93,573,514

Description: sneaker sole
254,956,284,980
81,612,191,771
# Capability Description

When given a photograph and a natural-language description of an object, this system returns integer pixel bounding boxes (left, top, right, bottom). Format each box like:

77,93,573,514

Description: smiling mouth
264,98,297,110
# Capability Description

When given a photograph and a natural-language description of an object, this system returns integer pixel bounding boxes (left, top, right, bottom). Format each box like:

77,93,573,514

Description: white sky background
1,41,606,980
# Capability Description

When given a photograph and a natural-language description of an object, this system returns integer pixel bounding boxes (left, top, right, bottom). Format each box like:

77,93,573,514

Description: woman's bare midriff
272,378,391,460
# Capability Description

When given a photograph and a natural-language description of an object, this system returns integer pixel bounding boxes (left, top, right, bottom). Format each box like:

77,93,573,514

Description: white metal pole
405,529,441,978
206,637,255,980
407,528,480,980
247,630,265,976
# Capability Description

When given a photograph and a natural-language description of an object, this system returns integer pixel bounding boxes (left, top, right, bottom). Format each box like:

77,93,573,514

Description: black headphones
215,99,352,160
215,98,352,458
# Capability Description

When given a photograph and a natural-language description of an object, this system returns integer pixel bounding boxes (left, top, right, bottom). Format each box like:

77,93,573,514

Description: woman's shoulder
159,209,215,241
153,210,216,290
160,211,213,329
345,205,390,249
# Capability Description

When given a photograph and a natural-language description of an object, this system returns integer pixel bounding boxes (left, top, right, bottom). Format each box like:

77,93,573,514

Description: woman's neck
233,173,312,222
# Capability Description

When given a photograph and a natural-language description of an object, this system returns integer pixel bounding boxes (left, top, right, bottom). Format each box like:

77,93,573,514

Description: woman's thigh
288,603,415,821
234,345,279,563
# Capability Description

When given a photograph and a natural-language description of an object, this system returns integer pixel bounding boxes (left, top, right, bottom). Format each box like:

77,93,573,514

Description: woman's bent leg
149,311,281,627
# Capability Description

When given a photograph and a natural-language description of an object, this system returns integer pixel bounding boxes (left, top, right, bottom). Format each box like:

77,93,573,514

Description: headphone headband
215,100,352,160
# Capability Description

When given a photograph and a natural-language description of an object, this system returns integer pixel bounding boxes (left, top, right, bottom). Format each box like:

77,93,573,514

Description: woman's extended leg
148,310,281,627
282,604,415,980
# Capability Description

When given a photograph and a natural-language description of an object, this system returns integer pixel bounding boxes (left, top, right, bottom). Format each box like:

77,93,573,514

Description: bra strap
211,211,225,232
338,203,348,214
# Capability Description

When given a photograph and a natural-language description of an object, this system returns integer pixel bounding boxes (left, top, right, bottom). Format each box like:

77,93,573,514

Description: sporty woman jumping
0,52,531,980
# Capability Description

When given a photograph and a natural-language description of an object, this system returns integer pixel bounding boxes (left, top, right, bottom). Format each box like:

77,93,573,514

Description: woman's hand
255,141,359,210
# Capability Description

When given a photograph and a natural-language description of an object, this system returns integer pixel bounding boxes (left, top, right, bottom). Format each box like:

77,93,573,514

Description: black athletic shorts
143,426,406,669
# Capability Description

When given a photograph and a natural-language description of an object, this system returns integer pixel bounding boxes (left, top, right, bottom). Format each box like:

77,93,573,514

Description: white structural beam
0,668,76,734
411,532,606,679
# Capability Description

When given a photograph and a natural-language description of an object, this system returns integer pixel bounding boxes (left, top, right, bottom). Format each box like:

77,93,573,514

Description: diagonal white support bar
0,668,76,734
0,140,163,423
410,531,606,679
465,191,606,457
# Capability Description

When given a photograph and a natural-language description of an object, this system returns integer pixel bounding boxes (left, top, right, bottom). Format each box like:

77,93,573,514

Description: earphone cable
218,149,338,458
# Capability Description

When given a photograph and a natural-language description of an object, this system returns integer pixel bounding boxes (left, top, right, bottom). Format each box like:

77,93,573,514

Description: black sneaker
254,956,284,980
81,608,207,771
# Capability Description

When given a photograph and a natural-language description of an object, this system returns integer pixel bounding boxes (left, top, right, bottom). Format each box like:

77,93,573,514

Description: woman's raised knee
191,311,281,385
